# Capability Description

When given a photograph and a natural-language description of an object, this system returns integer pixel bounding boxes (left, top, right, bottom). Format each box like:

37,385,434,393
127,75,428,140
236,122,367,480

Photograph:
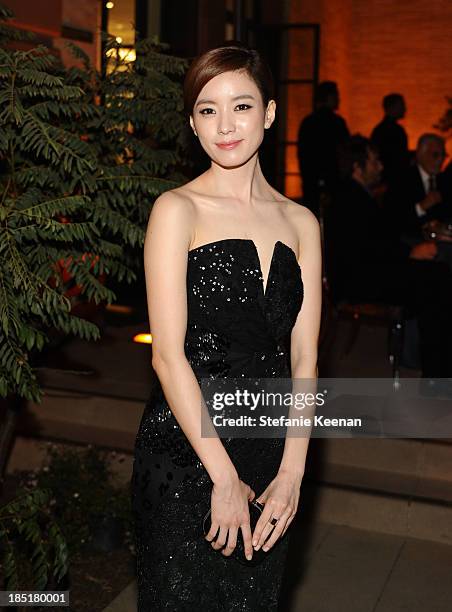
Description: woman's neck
203,154,271,205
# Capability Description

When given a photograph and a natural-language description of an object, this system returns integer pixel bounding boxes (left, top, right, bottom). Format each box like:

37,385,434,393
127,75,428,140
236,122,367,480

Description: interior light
118,48,136,61
133,333,152,344
106,48,136,62
116,36,123,43
106,2,114,9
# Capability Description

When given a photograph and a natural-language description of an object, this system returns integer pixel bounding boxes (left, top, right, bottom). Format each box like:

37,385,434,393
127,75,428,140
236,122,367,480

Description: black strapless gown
131,238,304,611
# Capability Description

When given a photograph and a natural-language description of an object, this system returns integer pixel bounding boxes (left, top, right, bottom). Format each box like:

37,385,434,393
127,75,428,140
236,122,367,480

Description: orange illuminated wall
4,0,62,37
4,0,100,70
349,0,452,152
288,0,452,197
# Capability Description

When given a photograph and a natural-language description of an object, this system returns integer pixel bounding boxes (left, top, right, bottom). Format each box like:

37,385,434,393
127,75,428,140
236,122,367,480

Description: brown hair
338,134,378,179
183,41,274,117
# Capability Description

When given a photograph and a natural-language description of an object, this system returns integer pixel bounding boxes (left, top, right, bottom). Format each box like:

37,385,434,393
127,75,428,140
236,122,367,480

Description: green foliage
72,34,190,236
0,40,101,402
0,444,133,590
0,487,69,590
0,5,190,402
21,444,133,555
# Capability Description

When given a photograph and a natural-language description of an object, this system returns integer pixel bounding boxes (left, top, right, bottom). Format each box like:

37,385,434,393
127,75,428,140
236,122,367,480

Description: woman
131,42,321,611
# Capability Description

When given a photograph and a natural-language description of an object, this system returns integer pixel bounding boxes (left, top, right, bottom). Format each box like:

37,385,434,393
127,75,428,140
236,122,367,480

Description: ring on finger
263,515,289,547
255,520,278,549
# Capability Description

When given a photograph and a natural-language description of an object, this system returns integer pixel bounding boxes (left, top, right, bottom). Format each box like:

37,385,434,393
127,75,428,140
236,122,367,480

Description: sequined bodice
185,238,304,379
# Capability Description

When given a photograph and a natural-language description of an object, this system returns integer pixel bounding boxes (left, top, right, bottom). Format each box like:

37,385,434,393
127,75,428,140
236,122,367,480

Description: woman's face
190,69,276,168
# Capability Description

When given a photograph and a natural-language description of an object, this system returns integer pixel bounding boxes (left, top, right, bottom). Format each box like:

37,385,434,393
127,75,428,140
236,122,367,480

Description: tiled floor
103,519,452,612
281,520,452,612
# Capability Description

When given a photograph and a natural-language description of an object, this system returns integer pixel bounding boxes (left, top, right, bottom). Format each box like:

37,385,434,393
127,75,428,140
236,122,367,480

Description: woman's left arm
252,208,322,551
279,207,322,476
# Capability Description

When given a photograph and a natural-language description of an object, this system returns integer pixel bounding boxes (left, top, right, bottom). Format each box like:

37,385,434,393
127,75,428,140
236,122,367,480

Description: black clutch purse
202,499,282,566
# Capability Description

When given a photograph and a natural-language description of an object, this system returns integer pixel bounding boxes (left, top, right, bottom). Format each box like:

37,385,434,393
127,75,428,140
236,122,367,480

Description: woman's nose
217,112,236,135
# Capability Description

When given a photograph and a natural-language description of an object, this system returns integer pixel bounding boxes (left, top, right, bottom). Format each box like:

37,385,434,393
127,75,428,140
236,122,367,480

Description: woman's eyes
199,104,252,115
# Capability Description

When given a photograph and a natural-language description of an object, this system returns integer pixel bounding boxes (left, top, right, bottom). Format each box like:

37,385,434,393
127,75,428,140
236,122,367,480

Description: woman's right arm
145,191,236,484
145,192,255,560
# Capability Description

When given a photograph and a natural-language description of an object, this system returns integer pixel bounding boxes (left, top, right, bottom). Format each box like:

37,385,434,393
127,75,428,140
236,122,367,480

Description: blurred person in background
325,135,452,393
386,133,450,237
297,81,350,218
440,158,452,205
371,93,410,189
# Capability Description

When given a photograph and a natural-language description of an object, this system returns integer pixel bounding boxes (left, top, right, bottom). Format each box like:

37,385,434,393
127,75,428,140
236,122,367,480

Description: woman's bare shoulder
153,186,195,207
150,187,196,225
277,195,320,233
145,188,197,251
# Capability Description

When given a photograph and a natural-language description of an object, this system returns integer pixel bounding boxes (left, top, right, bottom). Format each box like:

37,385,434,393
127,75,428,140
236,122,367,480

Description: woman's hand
205,476,255,561
252,470,302,552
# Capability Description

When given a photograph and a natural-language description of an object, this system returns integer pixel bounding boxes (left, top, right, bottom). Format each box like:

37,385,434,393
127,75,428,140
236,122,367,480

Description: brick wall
350,0,452,151
55,0,100,69
290,0,452,153
4,0,100,70
4,0,62,36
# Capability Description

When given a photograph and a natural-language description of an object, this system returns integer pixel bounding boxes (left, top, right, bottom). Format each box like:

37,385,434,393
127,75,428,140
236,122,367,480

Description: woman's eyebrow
195,94,256,108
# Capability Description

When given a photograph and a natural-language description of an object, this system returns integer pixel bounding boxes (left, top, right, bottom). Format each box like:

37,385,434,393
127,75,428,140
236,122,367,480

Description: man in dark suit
297,81,350,218
326,135,452,386
441,159,452,204
386,133,451,238
371,93,410,188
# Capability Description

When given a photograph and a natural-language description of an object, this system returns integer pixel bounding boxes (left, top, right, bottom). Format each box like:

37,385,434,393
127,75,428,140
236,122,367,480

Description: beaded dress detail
131,238,303,611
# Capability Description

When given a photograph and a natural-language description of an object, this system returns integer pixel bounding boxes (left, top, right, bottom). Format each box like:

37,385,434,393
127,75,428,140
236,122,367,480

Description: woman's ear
189,115,198,137
264,100,276,129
